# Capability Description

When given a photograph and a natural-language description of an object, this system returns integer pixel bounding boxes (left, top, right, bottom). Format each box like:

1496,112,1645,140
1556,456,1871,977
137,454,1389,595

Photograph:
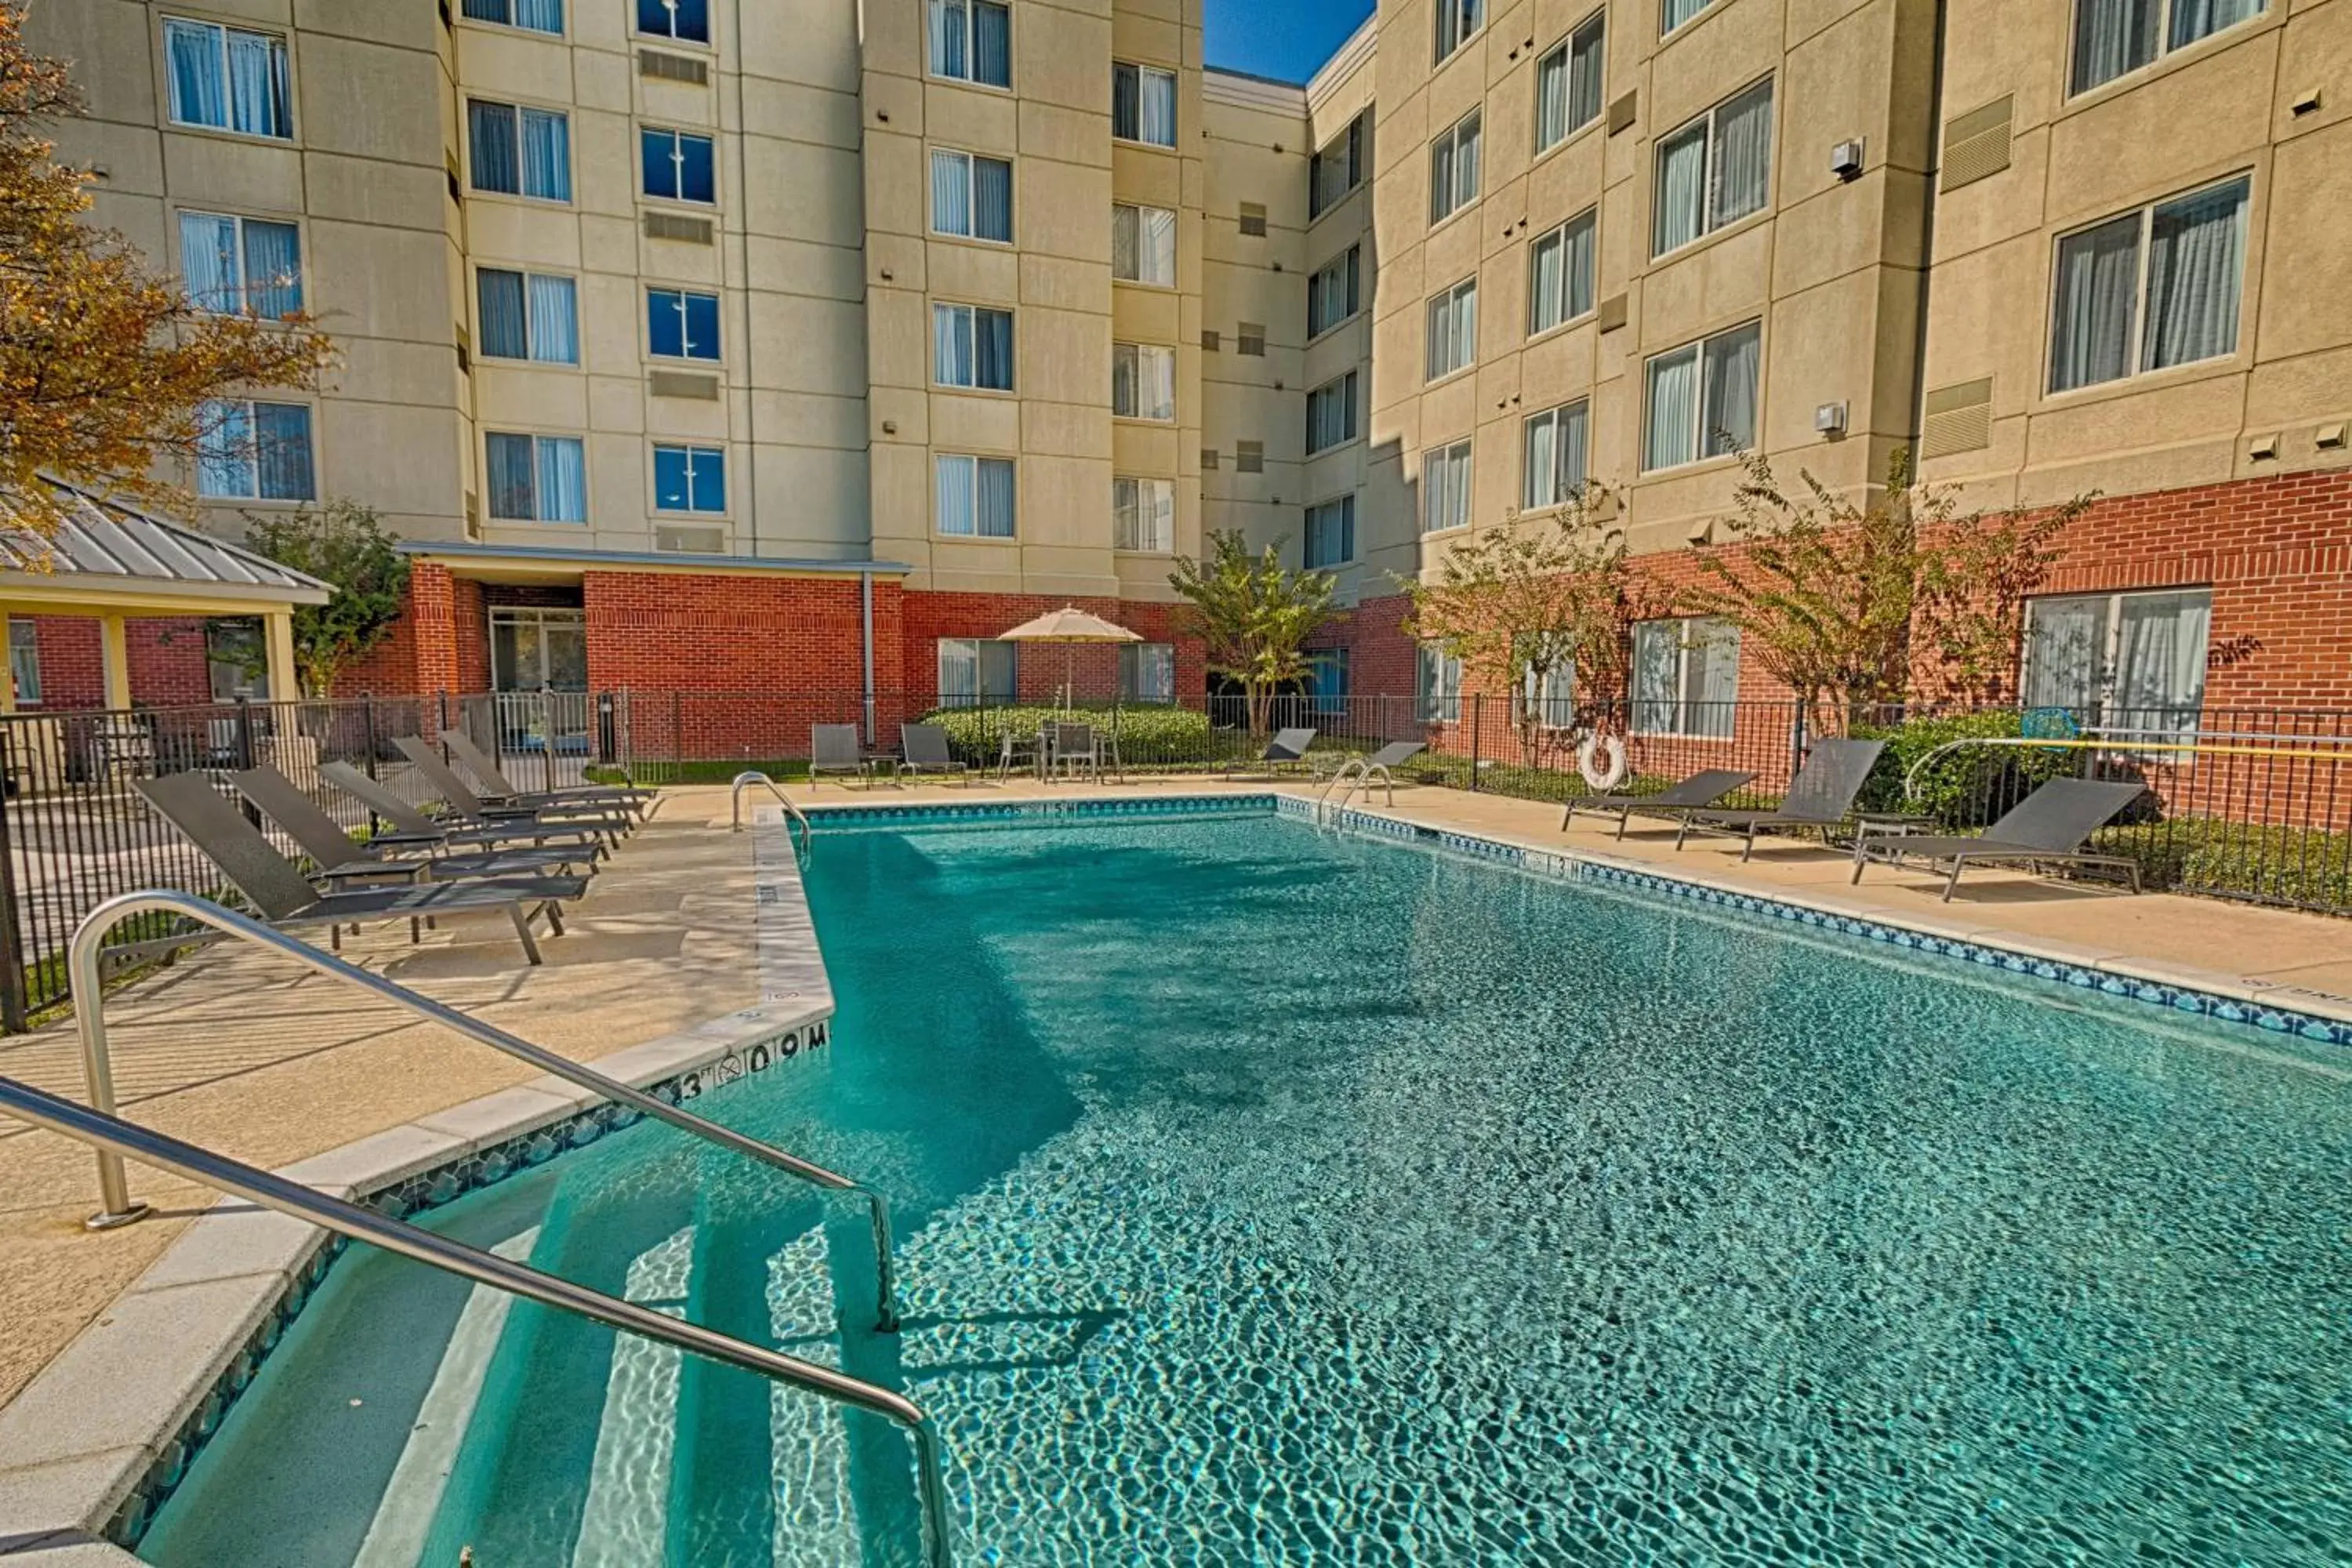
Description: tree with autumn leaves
0,5,331,526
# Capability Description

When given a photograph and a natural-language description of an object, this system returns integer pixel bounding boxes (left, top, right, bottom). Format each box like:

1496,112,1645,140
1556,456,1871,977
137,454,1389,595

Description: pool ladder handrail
63,890,904,1334
1314,757,1399,821
731,770,813,856
0,1073,956,1568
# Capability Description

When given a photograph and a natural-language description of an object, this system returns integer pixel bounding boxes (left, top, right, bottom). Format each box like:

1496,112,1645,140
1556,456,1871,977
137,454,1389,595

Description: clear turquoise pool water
145,811,2352,1566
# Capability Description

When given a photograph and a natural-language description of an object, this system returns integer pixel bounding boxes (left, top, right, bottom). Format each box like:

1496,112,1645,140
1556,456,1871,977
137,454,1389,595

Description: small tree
244,499,411,697
0,8,333,524
1168,530,1338,737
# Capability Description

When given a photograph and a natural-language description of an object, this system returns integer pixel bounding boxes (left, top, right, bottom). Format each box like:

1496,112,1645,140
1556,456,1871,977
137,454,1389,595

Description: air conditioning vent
1236,441,1265,474
1922,376,1994,458
648,369,720,400
1201,448,1221,470
1595,292,1628,333
1941,96,2013,193
639,49,710,85
1201,328,1220,352
655,524,726,554
1237,323,1266,356
1606,91,1637,136
1238,201,1268,237
644,211,714,245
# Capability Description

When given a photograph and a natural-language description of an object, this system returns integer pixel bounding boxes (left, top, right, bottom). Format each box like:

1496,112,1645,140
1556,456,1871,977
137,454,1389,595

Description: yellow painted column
99,615,132,710
0,614,16,716
264,611,299,701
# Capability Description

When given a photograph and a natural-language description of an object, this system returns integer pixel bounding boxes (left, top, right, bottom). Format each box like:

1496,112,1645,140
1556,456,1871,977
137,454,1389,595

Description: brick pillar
408,561,462,695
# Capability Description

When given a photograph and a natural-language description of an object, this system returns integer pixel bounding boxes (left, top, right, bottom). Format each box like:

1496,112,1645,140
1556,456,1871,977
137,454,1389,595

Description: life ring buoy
1577,732,1628,792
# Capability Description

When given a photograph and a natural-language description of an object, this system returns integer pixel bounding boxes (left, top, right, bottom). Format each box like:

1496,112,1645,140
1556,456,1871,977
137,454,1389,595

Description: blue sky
1204,0,1374,83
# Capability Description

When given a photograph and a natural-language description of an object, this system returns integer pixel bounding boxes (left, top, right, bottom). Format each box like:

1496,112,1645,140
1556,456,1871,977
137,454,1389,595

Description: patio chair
391,738,635,843
1052,723,1103,783
996,728,1041,782
1561,768,1757,840
133,773,586,964
811,724,881,789
440,731,653,817
1674,738,1888,860
898,723,972,786
319,762,610,857
1225,727,1317,778
232,766,596,888
1851,778,2147,901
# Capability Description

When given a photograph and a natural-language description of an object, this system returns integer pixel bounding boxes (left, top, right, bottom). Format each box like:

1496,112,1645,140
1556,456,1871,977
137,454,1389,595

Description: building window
477,269,579,364
8,621,39,707
2024,588,2211,736
653,445,725,514
1661,0,1716,33
163,18,291,139
1310,114,1365,219
1237,322,1268,355
1527,210,1595,335
635,0,710,43
468,101,572,201
1422,438,1473,532
1417,644,1462,722
641,128,717,204
933,303,1015,390
1112,343,1175,420
1112,62,1178,146
1306,648,1351,713
1652,77,1773,256
1425,277,1478,382
2049,176,2249,394
1523,401,1590,509
938,637,1017,705
931,150,1013,242
1435,0,1485,62
198,401,314,501
1304,495,1355,568
1643,320,1759,470
1307,245,1361,336
1429,109,1482,223
1119,642,1176,702
1632,616,1738,737
647,288,720,361
929,0,1011,87
1113,476,1175,551
1523,658,1576,728
1536,14,1606,151
179,212,301,318
463,0,566,31
2071,0,2262,95
1113,203,1178,284
485,433,587,522
1306,372,1359,454
935,454,1017,537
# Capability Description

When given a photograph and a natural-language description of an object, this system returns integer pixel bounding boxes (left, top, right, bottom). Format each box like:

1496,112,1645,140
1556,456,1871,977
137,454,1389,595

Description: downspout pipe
1906,0,1950,464
862,569,877,742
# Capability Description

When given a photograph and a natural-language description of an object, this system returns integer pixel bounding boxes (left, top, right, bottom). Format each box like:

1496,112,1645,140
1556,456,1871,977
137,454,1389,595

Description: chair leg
410,916,422,945
1615,808,1632,840
1942,855,1967,902
508,903,545,964
544,899,566,936
1674,815,1692,851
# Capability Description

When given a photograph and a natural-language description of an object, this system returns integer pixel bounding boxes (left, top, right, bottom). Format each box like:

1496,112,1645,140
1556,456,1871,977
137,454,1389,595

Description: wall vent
1237,322,1267,356
454,324,471,376
1921,376,1994,458
1236,441,1265,474
639,49,710,85
1606,92,1637,136
655,524,726,554
1201,448,1221,470
445,155,464,205
644,210,715,245
649,370,720,400
1201,328,1221,352
1940,96,2013,192
1595,292,1628,333
1238,201,1268,237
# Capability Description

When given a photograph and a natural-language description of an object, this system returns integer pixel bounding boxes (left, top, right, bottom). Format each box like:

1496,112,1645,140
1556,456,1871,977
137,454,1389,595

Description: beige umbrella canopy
996,605,1141,706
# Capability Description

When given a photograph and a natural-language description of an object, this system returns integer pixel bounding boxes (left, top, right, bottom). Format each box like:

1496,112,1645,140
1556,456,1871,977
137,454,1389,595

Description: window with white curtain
485,433,588,522
1112,203,1178,284
2071,0,2262,95
179,212,301,318
931,151,1014,242
1435,0,1485,61
198,401,314,500
1305,496,1356,568
1632,616,1739,737
1643,320,1760,470
1113,476,1175,551
1425,277,1479,381
1307,372,1359,454
1523,401,1589,509
1307,648,1351,712
938,638,1018,705
2049,176,2249,394
2023,588,2211,737
928,0,1011,86
1660,0,1718,33
1119,643,1176,702
1417,644,1463,722
1307,245,1362,336
9,621,40,707
477,269,579,365
635,0,710,43
1113,63,1178,147
935,454,1018,537
641,128,716,203
1429,110,1483,223
1535,13,1606,151
1526,210,1595,334
933,303,1015,390
164,18,291,139
1422,438,1473,532
652,444,726,513
1651,77,1773,256
1310,115,1365,219
463,0,564,35
647,288,720,361
469,101,572,201
1523,655,1575,728
1112,343,1176,420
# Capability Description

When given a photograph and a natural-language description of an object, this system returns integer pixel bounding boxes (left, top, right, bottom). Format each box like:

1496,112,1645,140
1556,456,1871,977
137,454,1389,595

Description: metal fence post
0,727,30,1033
232,698,261,826
1468,696,1482,792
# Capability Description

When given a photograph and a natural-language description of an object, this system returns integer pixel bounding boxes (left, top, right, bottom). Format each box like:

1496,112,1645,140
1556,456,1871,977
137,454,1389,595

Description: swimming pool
143,808,2352,1565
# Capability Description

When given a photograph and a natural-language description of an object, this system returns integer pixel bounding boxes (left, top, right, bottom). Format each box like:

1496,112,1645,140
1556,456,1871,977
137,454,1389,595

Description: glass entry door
489,607,587,692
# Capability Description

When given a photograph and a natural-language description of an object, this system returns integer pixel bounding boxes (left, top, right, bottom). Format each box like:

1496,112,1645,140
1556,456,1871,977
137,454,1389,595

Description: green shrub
2092,816,2352,906
1852,710,2078,826
914,704,1218,766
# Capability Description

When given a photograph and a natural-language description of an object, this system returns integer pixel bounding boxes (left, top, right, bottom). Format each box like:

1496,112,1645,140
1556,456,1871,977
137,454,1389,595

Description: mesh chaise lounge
319,761,610,857
439,731,654,816
811,724,885,788
392,737,636,842
1225,727,1317,777
134,773,587,964
898,722,971,786
1674,738,1888,860
1561,768,1757,839
1314,741,1427,804
1851,777,2148,901
232,765,596,887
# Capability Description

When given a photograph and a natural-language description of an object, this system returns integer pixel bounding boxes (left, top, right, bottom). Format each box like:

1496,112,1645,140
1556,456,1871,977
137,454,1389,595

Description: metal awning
0,482,331,615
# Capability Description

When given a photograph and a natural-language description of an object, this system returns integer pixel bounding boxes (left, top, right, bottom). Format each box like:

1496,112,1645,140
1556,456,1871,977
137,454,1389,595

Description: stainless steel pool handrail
1315,758,1397,818
0,1073,956,1568
66,891,904,1333
731,771,813,855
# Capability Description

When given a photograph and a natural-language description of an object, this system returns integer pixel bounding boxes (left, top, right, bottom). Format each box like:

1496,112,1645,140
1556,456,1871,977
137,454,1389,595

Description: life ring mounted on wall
1577,731,1628,792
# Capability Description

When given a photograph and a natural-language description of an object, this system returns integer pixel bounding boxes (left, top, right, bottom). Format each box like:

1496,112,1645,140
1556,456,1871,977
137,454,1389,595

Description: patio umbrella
995,606,1141,708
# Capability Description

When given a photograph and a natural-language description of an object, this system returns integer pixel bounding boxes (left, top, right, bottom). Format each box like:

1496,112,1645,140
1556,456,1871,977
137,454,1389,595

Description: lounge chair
898,723,971,786
1561,768,1756,839
811,724,885,789
1315,741,1426,805
231,766,595,887
1225,727,1317,777
1851,777,2147,901
391,738,635,843
440,731,653,817
133,773,586,964
319,762,611,857
1674,738,1888,860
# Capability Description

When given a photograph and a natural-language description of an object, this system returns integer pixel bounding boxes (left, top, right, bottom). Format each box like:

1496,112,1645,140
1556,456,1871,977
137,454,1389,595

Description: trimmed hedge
914,704,1220,766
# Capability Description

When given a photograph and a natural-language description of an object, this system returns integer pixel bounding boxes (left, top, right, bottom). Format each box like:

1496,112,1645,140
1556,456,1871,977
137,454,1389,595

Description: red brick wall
26,617,103,709
20,615,213,709
899,591,1203,706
